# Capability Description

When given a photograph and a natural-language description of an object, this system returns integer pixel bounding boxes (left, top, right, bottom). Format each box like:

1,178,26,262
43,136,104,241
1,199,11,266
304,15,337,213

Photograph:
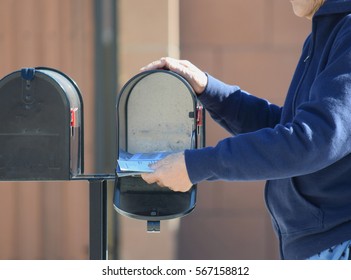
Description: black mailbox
0,67,113,259
114,70,205,232
0,67,84,181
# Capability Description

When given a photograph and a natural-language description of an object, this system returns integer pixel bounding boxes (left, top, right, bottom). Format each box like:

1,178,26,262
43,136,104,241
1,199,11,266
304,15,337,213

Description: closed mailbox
0,67,84,181
114,70,205,231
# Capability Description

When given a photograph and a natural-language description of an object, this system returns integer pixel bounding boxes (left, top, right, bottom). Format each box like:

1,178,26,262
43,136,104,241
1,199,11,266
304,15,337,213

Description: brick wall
0,0,312,260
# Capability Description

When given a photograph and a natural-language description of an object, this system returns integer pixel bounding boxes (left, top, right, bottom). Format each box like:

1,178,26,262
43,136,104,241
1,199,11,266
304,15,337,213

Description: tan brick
220,49,302,105
272,0,311,47
178,211,279,259
180,0,267,47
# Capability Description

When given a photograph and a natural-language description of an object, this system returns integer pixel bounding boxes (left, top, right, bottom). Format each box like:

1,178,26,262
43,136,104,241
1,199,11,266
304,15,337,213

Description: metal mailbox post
114,70,205,232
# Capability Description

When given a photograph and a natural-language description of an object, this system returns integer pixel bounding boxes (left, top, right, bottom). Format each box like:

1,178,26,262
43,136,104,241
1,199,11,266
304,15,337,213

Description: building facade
0,0,310,260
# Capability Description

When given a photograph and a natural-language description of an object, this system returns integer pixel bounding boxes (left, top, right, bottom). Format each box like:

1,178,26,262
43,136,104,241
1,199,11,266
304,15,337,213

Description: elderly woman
141,0,351,260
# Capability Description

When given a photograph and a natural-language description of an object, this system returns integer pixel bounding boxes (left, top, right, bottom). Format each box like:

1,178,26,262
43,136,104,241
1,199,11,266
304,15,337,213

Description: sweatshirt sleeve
199,74,282,135
185,29,351,185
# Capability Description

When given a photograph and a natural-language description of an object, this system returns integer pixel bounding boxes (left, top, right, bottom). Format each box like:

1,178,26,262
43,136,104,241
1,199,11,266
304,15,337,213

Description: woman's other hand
140,57,208,95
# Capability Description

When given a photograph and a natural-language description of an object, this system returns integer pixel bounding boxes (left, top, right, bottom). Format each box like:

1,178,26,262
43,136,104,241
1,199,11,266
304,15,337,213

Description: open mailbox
0,67,83,181
114,70,205,232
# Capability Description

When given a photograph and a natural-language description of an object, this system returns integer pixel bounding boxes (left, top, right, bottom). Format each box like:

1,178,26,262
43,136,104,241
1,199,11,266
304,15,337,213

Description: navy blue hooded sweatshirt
184,0,351,259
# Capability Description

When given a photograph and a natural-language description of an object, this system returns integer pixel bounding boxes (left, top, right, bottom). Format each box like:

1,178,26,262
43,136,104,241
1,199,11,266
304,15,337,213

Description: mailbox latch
147,221,160,233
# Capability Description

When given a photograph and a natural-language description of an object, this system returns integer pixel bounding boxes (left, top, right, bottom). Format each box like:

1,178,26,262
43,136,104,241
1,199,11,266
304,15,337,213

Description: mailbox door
114,70,202,221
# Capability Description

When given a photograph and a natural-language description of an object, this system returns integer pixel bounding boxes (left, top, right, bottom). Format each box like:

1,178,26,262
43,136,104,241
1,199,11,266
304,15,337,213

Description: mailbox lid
114,177,197,221
0,68,83,181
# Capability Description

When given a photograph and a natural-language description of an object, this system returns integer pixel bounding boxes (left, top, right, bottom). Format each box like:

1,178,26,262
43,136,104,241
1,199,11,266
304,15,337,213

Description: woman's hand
141,152,193,192
140,57,208,95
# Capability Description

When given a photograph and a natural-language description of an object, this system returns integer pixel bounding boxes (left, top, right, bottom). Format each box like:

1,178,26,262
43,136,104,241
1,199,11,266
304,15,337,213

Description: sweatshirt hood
315,0,351,17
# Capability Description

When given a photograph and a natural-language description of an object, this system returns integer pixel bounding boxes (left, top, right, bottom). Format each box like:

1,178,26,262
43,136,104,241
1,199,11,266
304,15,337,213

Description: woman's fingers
140,57,207,94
